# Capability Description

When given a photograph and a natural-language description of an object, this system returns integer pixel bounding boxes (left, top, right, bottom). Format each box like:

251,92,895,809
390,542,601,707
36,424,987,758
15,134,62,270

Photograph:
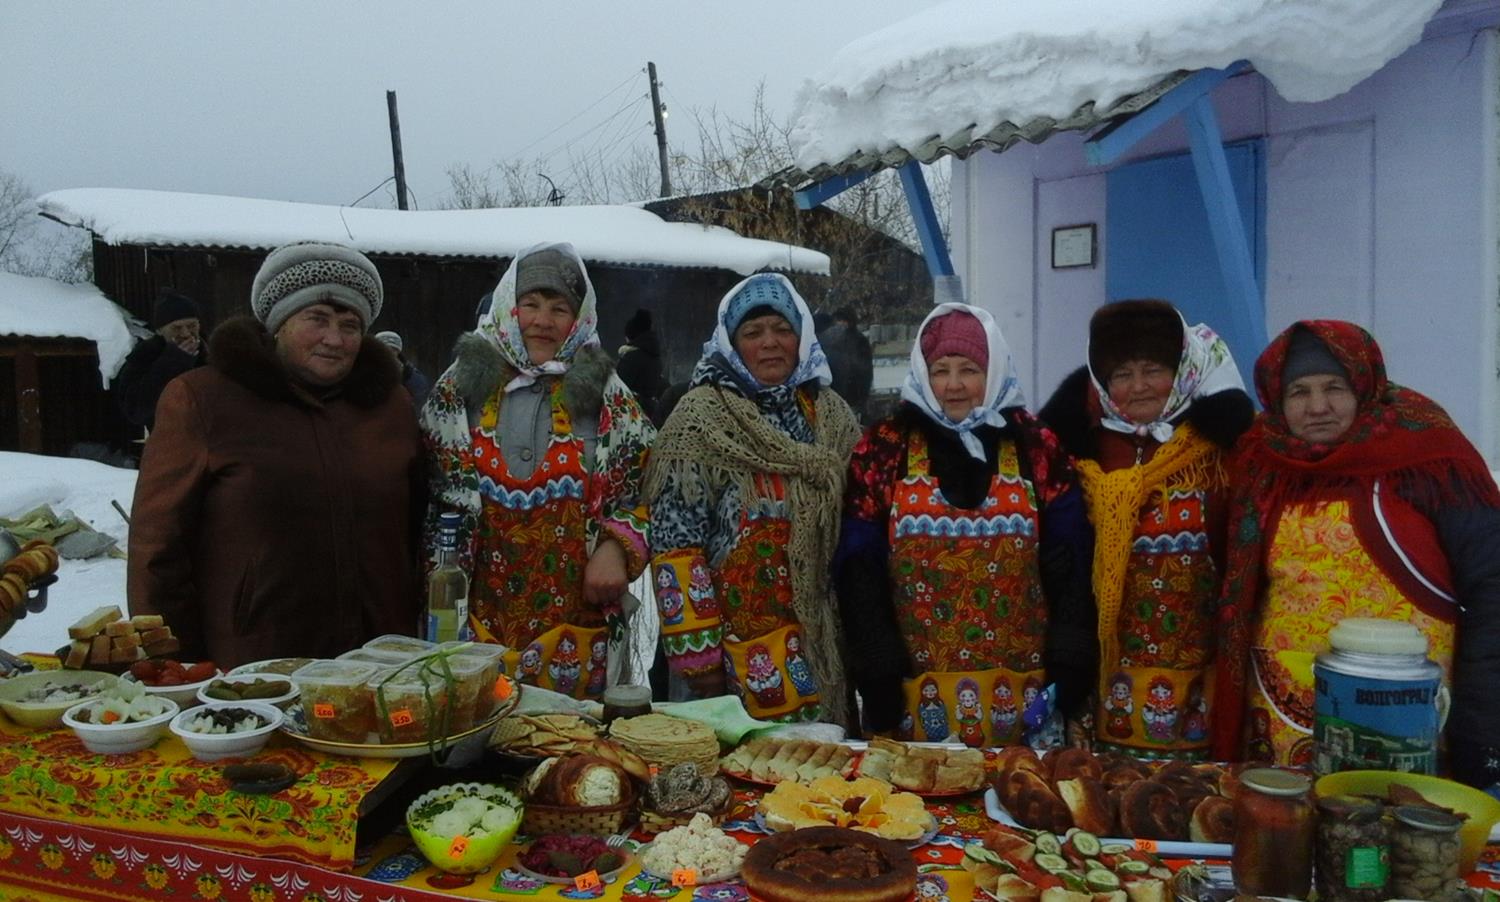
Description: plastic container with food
291,660,379,744
433,642,509,720
337,648,415,668
0,670,119,729
227,657,318,677
197,674,299,710
170,701,284,761
370,658,486,743
362,634,434,656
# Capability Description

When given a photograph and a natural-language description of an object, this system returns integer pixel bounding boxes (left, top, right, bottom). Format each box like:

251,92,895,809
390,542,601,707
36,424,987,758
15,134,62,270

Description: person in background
1038,300,1253,758
422,243,655,699
837,303,1095,744
375,330,432,407
820,305,874,421
128,242,424,668
616,307,667,425
1213,320,1500,789
646,273,861,726
114,289,206,435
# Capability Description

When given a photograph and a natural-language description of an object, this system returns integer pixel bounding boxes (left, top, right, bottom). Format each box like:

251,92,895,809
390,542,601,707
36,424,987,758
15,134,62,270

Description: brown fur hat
1088,299,1184,380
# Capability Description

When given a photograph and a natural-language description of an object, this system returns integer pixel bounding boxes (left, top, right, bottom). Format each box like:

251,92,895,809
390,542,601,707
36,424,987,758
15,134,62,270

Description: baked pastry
1097,752,1152,791
992,745,1043,777
1006,771,1073,834
720,737,856,784
741,826,916,902
1047,747,1102,783
859,737,984,794
1056,777,1114,835
759,775,932,841
1119,781,1186,841
524,754,630,807
1189,795,1235,844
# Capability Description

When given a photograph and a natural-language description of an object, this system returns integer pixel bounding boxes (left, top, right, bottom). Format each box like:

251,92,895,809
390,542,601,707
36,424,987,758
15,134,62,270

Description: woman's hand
583,538,629,606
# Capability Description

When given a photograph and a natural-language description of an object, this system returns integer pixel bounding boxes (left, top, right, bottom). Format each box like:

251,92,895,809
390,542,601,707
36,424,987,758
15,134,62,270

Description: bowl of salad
170,701,284,761
62,681,179,754
0,670,120,729
406,783,524,874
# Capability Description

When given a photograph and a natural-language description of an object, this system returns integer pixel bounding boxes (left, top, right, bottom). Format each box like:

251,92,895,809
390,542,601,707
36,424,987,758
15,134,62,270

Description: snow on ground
791,0,1443,170
0,271,136,383
0,452,135,656
38,188,831,277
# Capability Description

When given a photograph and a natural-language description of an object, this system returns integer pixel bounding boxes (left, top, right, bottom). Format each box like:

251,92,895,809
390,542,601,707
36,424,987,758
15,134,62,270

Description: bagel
1119,780,1187,841
1189,795,1235,844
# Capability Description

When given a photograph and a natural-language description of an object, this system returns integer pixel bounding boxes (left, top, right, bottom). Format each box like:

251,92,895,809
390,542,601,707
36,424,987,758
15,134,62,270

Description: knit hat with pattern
251,241,383,334
919,309,989,369
724,273,802,337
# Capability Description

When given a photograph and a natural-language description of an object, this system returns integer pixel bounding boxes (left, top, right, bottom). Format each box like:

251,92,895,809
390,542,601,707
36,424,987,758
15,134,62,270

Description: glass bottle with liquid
426,512,470,643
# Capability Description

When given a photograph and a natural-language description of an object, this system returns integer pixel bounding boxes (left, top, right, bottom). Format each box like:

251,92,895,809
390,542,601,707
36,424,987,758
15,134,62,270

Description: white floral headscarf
901,302,1026,461
476,241,600,394
1088,313,1245,442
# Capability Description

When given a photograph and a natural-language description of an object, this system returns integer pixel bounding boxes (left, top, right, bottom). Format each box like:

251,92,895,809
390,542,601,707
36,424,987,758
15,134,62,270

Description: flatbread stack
857,737,986,794
608,712,720,776
719,736,858,784
489,713,600,757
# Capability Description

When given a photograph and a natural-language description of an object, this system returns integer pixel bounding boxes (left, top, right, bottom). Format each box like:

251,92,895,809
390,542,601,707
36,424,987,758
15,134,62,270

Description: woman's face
516,290,577,363
1106,358,1175,423
1283,373,1358,444
732,314,799,385
927,354,986,421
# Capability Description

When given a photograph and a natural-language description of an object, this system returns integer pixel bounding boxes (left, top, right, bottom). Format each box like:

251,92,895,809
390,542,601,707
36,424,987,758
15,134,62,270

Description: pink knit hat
920,310,988,369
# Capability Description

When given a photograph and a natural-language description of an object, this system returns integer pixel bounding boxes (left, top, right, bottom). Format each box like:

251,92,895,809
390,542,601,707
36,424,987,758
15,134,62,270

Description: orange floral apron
1247,500,1456,766
469,382,608,700
1096,487,1218,759
888,433,1045,747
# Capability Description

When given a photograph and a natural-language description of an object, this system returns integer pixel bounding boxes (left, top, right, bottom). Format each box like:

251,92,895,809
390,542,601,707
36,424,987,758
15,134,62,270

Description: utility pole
386,90,409,210
647,61,672,197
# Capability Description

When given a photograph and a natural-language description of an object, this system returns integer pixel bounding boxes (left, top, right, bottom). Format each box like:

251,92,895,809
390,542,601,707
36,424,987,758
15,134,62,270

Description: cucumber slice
1058,871,1088,892
1100,842,1131,855
1083,859,1105,873
1064,827,1083,840
964,844,1003,866
1069,831,1101,857
1034,833,1062,856
1117,860,1151,875
1086,870,1122,892
1034,853,1071,875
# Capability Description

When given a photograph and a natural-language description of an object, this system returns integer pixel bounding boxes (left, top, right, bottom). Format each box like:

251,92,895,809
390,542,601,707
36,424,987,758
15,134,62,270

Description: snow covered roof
37,188,830,276
783,0,1445,184
0,271,134,383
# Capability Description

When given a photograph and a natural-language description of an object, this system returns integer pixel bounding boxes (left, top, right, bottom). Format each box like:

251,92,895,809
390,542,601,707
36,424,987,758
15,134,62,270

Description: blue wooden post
1183,94,1267,371
794,170,874,210
1085,62,1247,167
898,161,955,279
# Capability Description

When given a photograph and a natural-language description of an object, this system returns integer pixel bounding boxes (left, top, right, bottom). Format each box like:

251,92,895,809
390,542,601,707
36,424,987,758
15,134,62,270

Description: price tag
493,676,514,702
1133,838,1159,853
447,836,469,858
312,703,336,719
671,868,697,887
389,709,414,727
573,870,601,891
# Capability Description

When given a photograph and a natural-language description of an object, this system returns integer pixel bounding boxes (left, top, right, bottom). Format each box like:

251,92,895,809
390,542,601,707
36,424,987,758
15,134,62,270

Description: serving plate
512,848,633,886
276,685,519,759
983,787,1230,859
752,810,940,849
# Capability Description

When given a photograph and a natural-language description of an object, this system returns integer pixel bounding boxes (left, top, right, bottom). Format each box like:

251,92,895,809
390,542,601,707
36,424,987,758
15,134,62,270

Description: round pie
741,826,916,902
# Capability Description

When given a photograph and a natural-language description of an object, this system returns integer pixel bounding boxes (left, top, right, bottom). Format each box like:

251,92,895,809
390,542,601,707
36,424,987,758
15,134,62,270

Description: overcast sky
2,2,942,209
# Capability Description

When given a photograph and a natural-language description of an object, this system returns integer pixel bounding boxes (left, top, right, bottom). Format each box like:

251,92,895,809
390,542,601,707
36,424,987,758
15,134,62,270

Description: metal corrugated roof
764,70,1192,191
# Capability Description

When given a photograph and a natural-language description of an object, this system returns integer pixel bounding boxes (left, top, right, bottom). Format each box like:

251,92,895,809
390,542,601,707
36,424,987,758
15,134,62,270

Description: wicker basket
521,798,636,836
638,800,731,835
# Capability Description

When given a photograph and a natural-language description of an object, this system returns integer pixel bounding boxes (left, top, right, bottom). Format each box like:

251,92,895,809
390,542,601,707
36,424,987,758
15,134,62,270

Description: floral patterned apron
1247,499,1456,766
1096,487,1218,759
469,381,608,700
888,433,1045,747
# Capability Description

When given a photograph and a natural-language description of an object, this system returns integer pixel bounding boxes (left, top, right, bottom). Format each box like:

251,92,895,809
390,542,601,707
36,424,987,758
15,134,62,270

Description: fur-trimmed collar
206,315,401,409
448,331,614,421
1038,364,1254,458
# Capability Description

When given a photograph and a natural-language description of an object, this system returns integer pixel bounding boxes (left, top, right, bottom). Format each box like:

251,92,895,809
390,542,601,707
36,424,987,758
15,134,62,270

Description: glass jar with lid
1389,804,1463,900
1231,767,1314,898
1315,794,1390,902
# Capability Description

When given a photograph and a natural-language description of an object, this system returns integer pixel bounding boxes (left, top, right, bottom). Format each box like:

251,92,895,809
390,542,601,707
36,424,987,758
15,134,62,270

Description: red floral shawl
1210,320,1500,759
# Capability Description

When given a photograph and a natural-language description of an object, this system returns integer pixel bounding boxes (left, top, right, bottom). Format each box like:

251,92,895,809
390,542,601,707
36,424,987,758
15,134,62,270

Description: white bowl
62,695,179,754
122,666,221,708
0,670,119,729
170,701,284,761
196,674,299,710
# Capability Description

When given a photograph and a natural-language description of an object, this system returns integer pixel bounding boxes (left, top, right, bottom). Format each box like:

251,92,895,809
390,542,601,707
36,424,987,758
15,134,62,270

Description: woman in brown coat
127,242,425,669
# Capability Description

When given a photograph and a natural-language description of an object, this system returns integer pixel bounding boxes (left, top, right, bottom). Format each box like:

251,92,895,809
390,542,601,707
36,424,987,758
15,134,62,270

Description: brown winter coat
127,316,426,669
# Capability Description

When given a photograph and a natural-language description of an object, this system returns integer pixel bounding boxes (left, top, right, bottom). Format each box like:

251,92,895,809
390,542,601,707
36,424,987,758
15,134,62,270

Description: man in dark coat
114,290,206,434
819,305,874,419
127,242,425,669
615,307,667,424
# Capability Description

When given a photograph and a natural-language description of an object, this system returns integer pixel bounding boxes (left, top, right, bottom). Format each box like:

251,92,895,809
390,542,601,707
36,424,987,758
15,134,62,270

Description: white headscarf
698,272,832,392
476,241,601,394
900,302,1026,461
1088,314,1245,442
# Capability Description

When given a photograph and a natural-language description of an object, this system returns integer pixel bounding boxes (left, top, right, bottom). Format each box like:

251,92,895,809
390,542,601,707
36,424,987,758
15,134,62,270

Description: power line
509,69,644,159
536,94,648,167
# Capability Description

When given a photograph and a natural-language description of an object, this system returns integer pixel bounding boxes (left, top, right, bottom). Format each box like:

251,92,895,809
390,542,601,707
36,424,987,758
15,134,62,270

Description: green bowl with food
406,783,523,875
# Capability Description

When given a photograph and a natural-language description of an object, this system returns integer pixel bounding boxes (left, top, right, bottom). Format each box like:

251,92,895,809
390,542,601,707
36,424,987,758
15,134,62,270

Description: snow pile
791,0,1443,169
38,189,831,276
0,452,136,656
0,272,135,383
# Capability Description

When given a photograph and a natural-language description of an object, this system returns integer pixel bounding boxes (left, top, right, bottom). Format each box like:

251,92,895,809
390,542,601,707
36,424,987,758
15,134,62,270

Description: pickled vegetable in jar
1389,805,1463,901
1231,768,1314,899
1314,794,1389,902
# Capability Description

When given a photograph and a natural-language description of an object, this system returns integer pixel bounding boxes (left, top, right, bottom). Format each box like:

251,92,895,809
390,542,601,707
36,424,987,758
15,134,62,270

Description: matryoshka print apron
889,433,1046,747
469,381,609,700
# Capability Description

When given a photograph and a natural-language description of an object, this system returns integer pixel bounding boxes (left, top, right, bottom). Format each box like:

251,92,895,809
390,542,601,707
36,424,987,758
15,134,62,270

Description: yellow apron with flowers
1247,500,1456,766
469,382,609,700
888,433,1046,747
